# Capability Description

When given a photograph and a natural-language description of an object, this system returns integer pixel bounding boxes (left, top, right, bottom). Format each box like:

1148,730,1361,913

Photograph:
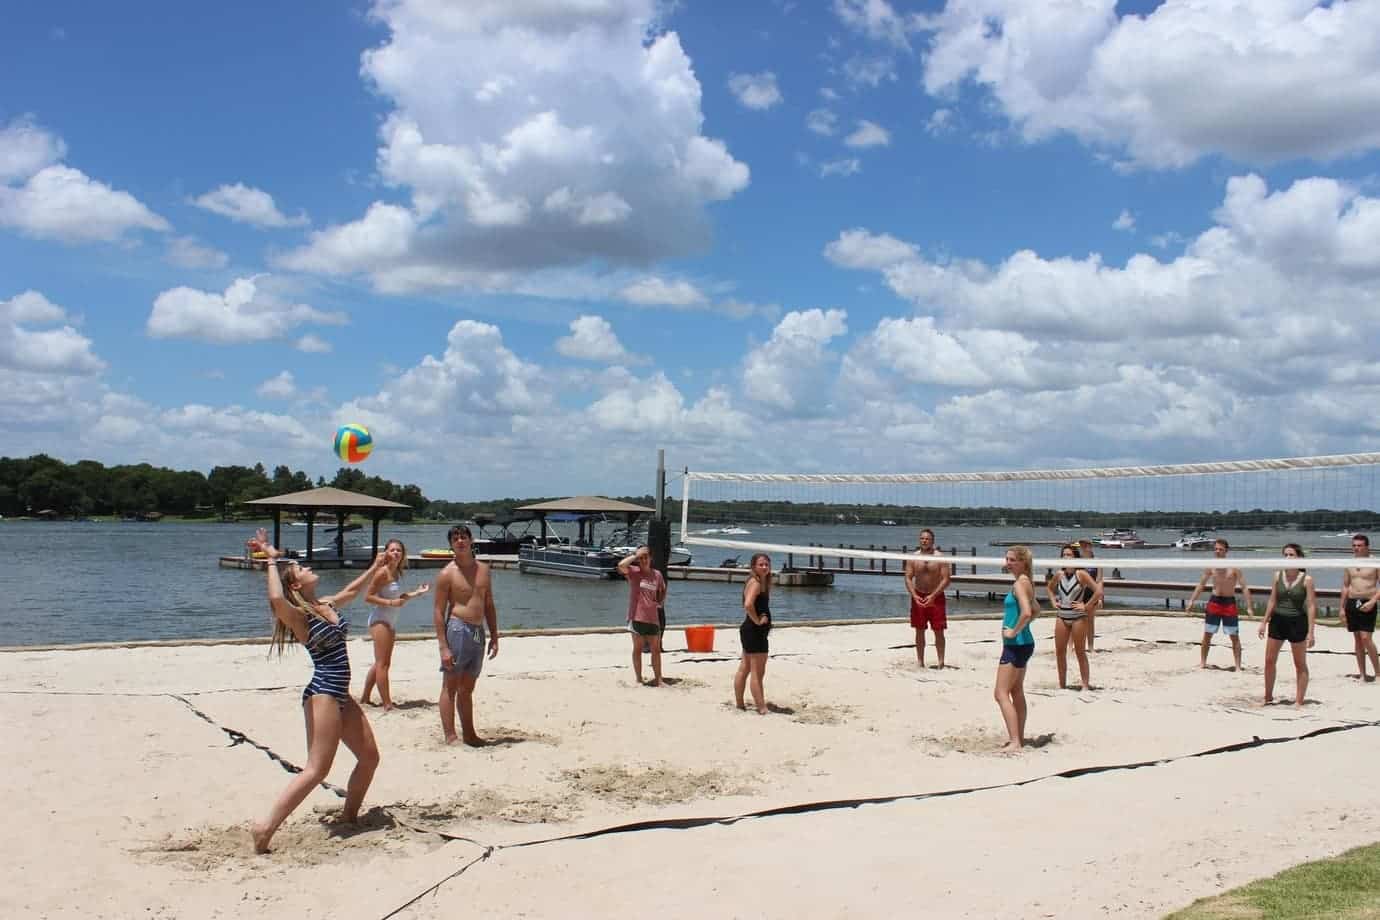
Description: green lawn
1167,841,1380,919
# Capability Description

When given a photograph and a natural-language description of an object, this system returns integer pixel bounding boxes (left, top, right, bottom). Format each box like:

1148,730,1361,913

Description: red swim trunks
910,594,947,631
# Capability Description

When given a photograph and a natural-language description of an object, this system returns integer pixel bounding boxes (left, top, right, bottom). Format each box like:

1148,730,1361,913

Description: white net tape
681,536,1380,572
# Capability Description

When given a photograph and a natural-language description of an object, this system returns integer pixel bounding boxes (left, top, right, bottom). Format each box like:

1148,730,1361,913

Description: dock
216,554,833,587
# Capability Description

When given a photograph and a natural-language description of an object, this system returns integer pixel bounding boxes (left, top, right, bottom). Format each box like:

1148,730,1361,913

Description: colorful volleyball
334,424,373,463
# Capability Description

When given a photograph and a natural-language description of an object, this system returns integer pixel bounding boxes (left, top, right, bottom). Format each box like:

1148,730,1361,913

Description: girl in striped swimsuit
246,528,389,854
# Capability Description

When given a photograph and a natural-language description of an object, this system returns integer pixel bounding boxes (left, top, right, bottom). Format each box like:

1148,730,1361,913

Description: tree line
0,454,428,520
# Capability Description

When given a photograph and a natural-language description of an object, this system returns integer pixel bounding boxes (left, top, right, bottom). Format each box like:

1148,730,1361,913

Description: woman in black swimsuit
246,528,387,854
734,552,772,714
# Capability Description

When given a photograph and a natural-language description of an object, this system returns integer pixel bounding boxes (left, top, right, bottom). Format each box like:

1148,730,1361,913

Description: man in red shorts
1186,539,1253,671
905,528,951,668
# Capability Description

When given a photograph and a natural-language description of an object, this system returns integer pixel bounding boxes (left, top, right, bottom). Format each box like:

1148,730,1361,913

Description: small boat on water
1174,531,1214,551
310,524,378,560
1098,528,1145,549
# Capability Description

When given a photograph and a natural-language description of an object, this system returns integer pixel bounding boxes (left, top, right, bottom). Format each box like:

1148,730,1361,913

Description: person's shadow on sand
320,807,395,840
764,702,795,715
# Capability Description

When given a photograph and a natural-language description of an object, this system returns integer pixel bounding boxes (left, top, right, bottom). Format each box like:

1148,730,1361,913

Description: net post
679,468,690,548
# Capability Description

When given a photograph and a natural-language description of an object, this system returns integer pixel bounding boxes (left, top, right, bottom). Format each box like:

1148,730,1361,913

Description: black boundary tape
378,717,1379,918
169,694,347,798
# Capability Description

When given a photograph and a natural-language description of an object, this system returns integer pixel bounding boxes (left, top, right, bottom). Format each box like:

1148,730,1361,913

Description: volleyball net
678,453,1380,573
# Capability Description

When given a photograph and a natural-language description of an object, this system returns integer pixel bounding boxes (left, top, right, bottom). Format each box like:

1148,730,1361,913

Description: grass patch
1167,841,1380,919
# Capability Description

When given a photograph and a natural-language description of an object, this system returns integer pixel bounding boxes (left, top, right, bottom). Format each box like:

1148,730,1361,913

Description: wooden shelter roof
516,496,653,514
243,487,409,510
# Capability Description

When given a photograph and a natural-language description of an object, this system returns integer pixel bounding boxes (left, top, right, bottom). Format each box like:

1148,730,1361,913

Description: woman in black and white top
1046,544,1101,691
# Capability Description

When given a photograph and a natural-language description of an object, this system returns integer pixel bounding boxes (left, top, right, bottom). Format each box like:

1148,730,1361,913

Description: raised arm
617,552,637,577
247,531,305,636
325,552,390,608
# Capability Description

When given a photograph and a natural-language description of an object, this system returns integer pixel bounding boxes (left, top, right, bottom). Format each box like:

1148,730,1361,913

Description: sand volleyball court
4,615,1378,918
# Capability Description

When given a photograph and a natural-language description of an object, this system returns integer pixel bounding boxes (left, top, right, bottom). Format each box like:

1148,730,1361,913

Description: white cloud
556,314,639,364
192,183,308,228
165,235,230,269
1112,209,1135,232
0,290,104,375
279,0,749,293
925,108,954,136
586,372,751,441
919,0,1380,168
833,0,915,48
0,116,66,183
742,308,848,413
823,228,917,269
728,72,783,110
619,276,707,307
842,54,897,88
296,334,332,354
256,370,328,402
0,118,168,243
844,119,890,148
146,276,348,345
807,108,838,136
257,371,298,399
820,158,862,178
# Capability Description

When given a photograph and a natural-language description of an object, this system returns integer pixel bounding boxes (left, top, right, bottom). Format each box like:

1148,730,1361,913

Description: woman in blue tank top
246,528,390,854
996,546,1039,750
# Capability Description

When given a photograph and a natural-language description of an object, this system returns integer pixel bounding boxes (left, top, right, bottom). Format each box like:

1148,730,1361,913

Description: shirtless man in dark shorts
433,525,499,745
1340,534,1379,682
1186,539,1252,671
905,528,951,668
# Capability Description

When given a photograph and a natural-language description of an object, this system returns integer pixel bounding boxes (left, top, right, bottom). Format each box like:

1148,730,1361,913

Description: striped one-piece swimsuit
302,606,351,705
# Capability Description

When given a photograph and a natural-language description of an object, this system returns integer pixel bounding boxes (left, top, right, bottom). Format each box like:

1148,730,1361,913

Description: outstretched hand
247,528,280,558
408,583,432,600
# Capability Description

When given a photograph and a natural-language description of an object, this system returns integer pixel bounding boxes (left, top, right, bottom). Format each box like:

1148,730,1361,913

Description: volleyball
333,424,373,463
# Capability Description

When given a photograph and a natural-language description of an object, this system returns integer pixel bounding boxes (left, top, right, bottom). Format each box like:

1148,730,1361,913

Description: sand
4,614,1379,919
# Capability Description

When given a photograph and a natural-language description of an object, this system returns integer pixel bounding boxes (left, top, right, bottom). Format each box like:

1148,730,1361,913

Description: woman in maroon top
617,545,666,686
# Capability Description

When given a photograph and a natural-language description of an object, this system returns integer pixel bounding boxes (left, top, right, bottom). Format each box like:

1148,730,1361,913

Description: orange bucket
684,625,716,653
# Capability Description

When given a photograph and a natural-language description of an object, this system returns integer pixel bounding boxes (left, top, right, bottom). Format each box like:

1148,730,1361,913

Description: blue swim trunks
999,643,1035,668
441,618,485,678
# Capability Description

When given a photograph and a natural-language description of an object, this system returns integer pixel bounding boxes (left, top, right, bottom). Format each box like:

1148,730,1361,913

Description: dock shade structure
243,487,410,563
516,496,654,547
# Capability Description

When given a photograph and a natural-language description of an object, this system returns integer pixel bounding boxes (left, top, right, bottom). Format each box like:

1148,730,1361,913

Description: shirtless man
905,528,952,668
1186,539,1253,671
433,525,499,745
1340,534,1379,682
1076,538,1104,651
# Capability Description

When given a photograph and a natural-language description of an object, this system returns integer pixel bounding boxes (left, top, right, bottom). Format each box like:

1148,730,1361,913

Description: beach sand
5,614,1379,919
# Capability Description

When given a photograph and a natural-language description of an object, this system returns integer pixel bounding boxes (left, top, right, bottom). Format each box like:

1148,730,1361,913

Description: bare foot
756,706,768,715
735,701,747,710
341,808,360,824
381,703,394,712
999,740,1023,752
360,695,376,706
462,735,488,747
1079,684,1091,692
250,820,273,854
443,734,460,745
935,661,945,670
649,679,662,687
1263,696,1274,705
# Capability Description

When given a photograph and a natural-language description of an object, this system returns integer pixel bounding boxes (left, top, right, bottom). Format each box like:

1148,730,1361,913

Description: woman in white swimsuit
360,539,430,710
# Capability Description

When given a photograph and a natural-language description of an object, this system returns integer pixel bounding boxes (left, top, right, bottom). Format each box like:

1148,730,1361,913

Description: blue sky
3,0,1380,500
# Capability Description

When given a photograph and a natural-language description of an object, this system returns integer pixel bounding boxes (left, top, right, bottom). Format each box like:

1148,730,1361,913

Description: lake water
0,520,1358,647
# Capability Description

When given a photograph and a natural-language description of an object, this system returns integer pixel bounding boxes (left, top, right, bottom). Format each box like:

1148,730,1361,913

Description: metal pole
655,448,665,519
